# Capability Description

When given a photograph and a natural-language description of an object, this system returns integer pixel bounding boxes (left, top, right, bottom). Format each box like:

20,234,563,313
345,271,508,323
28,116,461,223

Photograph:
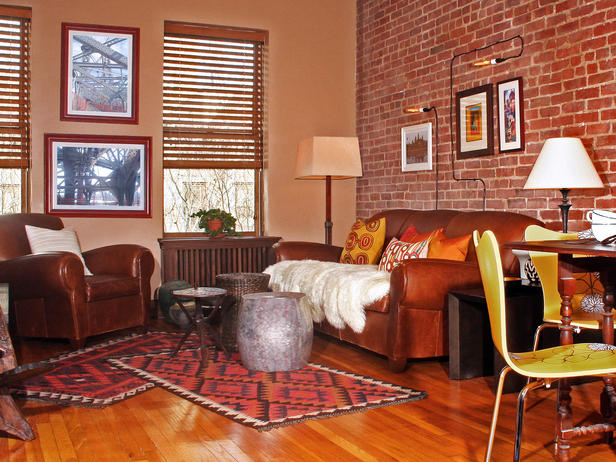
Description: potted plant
190,208,239,237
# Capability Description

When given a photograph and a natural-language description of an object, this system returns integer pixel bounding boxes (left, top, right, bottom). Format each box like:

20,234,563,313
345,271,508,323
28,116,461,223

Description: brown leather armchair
0,213,155,348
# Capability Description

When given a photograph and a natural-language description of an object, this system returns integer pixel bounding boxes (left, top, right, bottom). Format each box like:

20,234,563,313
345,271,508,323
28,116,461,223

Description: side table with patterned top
215,272,271,352
170,287,228,369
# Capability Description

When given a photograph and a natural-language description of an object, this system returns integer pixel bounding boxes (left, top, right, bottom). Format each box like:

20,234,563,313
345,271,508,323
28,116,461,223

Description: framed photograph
401,123,432,172
456,84,493,159
497,77,524,153
60,23,139,123
45,134,151,217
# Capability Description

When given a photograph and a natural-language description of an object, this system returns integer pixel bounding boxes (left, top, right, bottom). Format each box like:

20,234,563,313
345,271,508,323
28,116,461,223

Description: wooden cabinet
158,236,281,287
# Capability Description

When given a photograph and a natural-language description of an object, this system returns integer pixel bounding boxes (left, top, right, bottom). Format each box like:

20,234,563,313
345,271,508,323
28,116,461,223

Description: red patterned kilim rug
11,331,426,431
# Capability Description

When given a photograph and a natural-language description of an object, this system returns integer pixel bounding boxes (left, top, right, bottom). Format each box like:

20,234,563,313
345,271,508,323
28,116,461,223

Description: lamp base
558,188,571,233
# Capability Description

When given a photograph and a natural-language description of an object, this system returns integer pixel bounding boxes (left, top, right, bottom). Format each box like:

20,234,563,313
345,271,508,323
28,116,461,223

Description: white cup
586,209,616,242
586,209,616,224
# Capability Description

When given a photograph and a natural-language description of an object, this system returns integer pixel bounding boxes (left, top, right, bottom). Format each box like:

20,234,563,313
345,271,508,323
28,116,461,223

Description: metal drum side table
237,291,312,372
215,272,271,352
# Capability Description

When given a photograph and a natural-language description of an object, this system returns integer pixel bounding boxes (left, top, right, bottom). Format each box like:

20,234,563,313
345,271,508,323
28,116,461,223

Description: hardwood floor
2,320,616,461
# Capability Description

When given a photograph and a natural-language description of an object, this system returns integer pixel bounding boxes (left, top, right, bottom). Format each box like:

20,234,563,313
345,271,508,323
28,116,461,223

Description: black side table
448,282,543,393
170,287,228,369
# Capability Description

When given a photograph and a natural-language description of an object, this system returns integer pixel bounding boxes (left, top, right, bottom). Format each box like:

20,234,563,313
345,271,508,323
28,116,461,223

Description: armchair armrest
390,259,482,309
273,241,343,263
83,244,155,278
0,253,84,299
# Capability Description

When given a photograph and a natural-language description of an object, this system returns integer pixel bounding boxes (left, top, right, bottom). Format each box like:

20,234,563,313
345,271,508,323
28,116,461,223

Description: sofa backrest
368,209,460,246
366,209,542,276
0,213,64,260
445,211,543,275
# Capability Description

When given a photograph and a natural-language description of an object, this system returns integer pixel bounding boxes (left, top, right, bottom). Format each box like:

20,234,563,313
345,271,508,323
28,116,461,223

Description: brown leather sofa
0,213,155,348
273,209,542,371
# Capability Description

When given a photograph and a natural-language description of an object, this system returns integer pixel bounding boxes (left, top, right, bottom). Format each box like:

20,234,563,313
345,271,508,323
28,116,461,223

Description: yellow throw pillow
339,218,386,265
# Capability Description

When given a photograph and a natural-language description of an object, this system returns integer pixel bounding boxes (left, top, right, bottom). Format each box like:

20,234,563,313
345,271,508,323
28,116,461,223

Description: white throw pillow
25,225,93,276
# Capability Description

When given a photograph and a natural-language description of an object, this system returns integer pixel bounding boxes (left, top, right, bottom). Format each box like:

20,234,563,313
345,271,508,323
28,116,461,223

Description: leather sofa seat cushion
85,275,140,302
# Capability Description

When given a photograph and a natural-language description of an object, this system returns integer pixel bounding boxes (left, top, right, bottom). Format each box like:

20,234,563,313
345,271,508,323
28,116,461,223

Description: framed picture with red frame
45,134,151,218
60,23,139,123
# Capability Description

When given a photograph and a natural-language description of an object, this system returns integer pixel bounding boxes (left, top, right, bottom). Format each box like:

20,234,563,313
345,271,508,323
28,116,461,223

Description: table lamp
524,137,603,232
295,136,362,245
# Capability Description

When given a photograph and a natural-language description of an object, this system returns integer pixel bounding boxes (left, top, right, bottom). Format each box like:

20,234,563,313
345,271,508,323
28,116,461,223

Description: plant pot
208,219,223,232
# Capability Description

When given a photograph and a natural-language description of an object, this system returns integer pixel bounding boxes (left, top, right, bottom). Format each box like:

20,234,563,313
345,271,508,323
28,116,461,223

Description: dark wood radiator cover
158,236,281,287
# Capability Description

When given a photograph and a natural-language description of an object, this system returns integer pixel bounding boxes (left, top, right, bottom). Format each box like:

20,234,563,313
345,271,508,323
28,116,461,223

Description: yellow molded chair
525,224,604,350
473,230,616,461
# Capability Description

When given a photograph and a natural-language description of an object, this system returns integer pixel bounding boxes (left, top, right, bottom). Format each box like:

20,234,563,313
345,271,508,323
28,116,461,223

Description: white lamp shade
295,136,363,179
524,137,603,190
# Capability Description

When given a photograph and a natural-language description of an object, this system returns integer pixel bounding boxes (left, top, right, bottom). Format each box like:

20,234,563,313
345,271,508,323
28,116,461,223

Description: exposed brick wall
356,0,616,231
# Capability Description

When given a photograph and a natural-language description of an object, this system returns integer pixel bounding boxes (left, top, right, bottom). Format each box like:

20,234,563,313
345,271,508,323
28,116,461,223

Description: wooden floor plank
2,323,616,461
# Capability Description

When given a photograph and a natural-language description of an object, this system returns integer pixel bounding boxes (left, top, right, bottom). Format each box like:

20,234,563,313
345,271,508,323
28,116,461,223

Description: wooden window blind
163,22,266,169
0,6,30,171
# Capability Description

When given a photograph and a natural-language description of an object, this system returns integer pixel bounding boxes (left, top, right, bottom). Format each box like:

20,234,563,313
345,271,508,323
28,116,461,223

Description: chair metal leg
485,366,511,462
532,323,550,351
514,380,546,462
526,323,554,386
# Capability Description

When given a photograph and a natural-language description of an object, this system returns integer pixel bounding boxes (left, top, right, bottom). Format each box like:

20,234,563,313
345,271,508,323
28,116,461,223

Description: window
0,6,30,214
163,22,266,234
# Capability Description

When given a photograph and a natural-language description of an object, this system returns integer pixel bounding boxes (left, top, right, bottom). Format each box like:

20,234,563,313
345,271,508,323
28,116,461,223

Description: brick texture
356,0,616,231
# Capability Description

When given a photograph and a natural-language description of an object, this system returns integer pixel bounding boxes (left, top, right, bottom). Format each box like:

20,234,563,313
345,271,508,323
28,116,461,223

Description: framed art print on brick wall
497,77,524,153
456,84,493,159
401,123,432,172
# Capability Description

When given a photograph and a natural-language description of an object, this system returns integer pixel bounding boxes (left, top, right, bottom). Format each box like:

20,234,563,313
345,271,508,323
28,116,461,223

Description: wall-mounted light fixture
449,35,524,210
403,106,439,209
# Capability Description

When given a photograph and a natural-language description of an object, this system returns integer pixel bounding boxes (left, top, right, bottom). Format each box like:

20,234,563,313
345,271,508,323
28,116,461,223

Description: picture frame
497,77,524,153
456,84,493,159
45,134,151,218
60,23,139,123
401,123,432,172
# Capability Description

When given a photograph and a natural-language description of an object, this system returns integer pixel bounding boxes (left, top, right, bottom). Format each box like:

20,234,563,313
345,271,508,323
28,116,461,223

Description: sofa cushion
378,237,431,272
428,231,472,261
340,218,386,265
85,275,140,302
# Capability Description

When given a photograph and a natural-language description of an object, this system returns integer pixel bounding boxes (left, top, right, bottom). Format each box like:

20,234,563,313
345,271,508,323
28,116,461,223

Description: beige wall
12,0,357,289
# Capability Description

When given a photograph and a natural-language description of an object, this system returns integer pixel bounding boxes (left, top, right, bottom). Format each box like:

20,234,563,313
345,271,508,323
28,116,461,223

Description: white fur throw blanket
264,260,391,333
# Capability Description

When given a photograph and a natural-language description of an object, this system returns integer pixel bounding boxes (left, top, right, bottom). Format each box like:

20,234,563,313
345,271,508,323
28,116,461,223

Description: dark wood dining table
504,239,616,461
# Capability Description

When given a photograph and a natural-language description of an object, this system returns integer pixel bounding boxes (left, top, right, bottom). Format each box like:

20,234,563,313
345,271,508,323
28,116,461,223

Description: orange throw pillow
427,231,472,261
339,217,386,265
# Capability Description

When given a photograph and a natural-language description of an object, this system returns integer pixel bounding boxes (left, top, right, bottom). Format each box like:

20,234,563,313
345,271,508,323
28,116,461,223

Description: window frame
0,5,31,213
162,21,267,236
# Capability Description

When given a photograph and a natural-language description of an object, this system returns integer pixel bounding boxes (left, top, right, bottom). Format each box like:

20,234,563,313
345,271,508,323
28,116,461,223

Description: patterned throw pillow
339,218,386,265
378,237,431,272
